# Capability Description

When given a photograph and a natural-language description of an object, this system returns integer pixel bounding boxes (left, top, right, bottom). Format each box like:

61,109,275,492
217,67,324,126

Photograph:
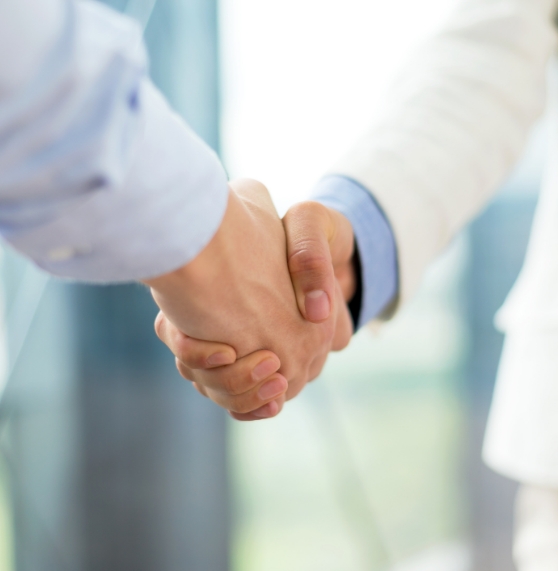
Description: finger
335,261,357,302
230,394,286,421
176,355,288,415
176,349,281,396
283,202,337,323
331,280,354,352
155,311,236,369
194,380,284,422
283,345,330,401
192,382,208,397
183,360,289,418
205,373,288,415
328,208,355,271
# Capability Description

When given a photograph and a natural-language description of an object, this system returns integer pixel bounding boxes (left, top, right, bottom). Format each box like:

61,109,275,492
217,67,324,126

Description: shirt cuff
6,80,229,282
311,175,399,329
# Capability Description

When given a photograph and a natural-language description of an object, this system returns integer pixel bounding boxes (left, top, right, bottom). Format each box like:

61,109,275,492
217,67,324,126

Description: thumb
283,202,341,323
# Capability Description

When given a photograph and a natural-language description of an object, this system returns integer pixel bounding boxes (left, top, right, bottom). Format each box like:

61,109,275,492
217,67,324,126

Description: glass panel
231,239,470,571
0,1,227,569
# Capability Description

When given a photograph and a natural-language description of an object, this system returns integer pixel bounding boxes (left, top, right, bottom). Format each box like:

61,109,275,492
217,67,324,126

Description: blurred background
0,0,547,570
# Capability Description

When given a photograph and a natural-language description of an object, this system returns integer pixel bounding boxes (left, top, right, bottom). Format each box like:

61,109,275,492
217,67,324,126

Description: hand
145,181,353,420
153,198,356,420
283,200,357,315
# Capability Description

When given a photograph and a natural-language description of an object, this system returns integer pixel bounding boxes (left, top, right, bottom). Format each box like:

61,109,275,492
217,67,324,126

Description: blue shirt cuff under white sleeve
311,175,399,330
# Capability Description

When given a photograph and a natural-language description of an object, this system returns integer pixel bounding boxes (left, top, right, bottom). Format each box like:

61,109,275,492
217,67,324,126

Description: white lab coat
332,0,558,486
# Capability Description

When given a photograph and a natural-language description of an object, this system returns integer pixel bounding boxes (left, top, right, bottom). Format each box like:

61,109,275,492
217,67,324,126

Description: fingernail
252,358,279,382
305,290,330,321
252,401,279,418
258,377,287,400
207,352,234,366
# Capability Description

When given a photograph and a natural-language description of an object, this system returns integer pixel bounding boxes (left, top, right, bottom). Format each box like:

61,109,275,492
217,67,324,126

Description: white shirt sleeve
0,0,229,282
332,0,558,307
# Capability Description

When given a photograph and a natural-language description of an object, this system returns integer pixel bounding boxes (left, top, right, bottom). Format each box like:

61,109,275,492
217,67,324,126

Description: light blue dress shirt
313,175,399,329
1,0,398,324
0,0,228,282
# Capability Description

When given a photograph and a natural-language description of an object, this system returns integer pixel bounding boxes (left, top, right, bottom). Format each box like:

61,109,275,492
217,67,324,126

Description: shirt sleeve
331,0,557,309
311,175,399,329
0,0,229,282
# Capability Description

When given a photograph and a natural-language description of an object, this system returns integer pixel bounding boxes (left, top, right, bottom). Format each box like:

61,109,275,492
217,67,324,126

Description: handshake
143,178,356,421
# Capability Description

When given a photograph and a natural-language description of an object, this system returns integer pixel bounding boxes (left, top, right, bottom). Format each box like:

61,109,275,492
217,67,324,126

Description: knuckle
274,397,285,414
221,374,240,396
154,312,166,340
177,336,211,370
192,383,208,398
229,411,251,422
181,346,206,370
309,356,327,382
221,374,234,395
288,247,330,277
175,358,194,382
285,376,306,401
277,361,296,384
229,396,255,415
287,201,327,223
333,330,352,352
224,373,247,397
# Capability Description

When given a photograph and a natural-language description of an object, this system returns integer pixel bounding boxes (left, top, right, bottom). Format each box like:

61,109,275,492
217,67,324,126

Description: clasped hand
144,179,356,420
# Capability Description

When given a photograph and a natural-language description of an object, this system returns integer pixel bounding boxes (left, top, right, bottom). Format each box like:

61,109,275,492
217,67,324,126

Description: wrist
142,180,293,357
143,188,237,294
